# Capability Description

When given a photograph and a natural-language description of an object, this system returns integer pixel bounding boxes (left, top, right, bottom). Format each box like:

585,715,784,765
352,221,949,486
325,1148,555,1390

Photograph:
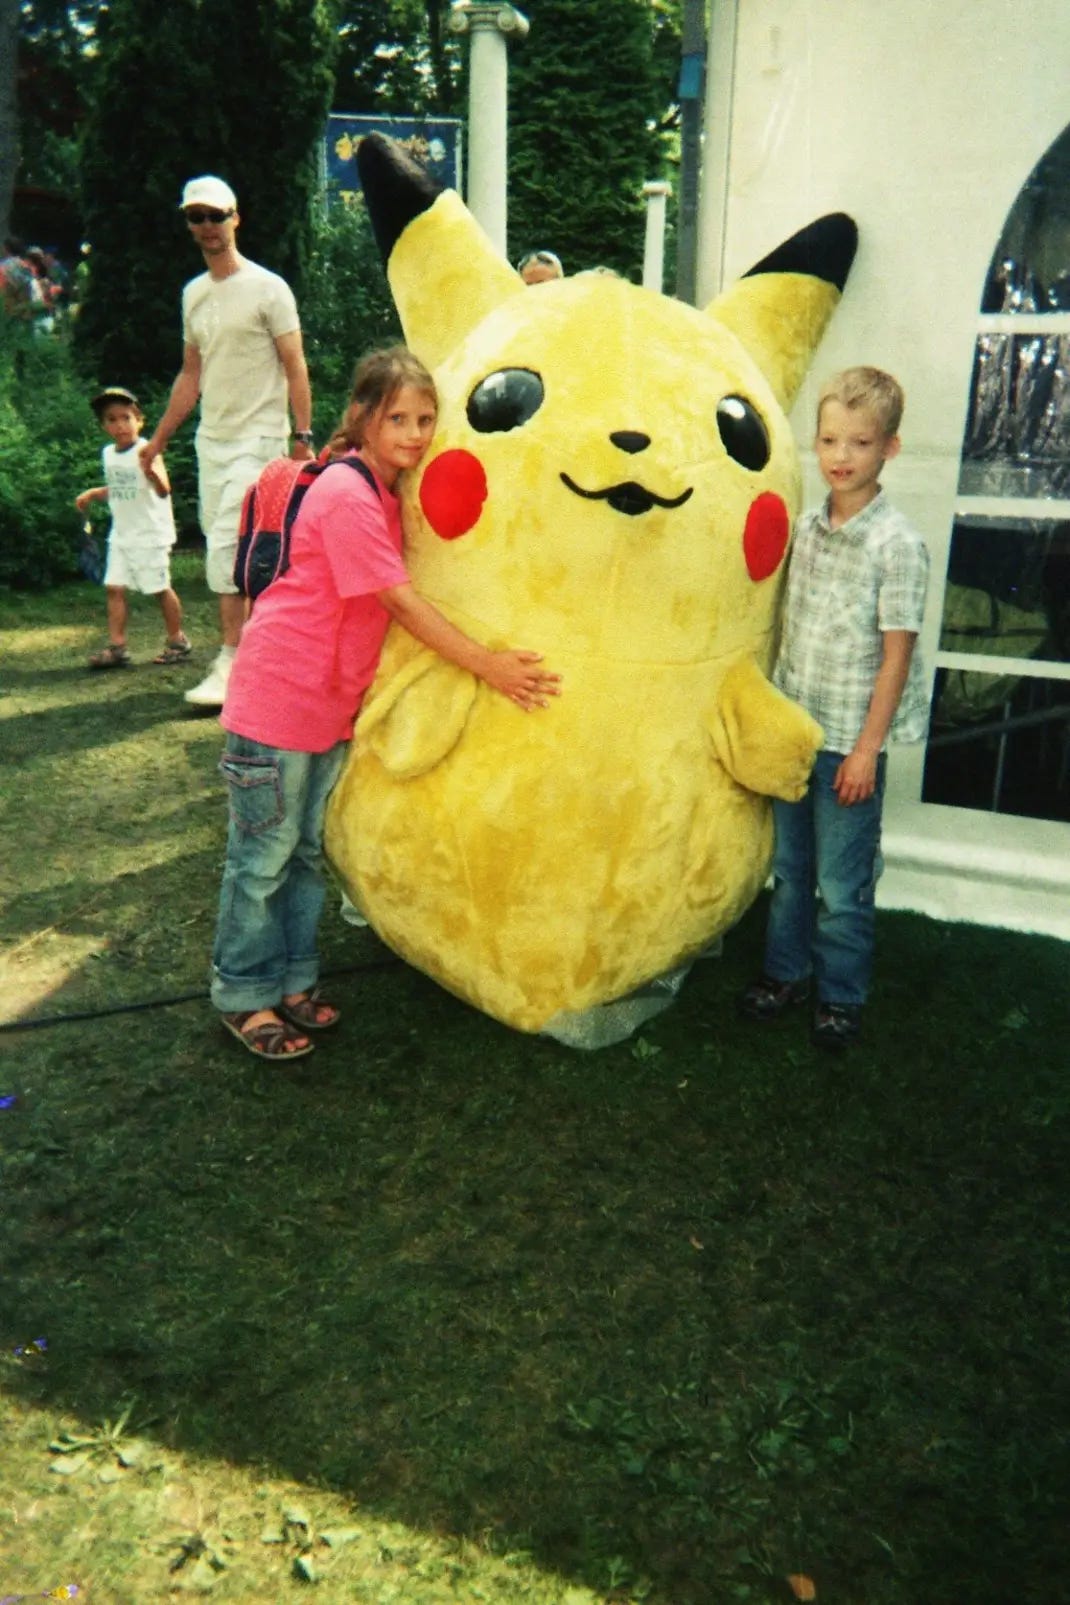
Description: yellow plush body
326,162,853,1034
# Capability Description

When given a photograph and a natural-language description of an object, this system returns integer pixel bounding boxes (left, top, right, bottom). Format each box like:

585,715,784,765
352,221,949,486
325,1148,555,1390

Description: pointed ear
357,133,522,368
707,214,858,411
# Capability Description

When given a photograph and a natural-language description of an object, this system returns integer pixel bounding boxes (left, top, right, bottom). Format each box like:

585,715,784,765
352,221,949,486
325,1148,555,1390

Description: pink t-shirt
221,454,410,751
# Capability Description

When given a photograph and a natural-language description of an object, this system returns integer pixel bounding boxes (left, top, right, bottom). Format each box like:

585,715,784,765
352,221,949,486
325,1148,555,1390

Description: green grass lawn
1,555,1068,1604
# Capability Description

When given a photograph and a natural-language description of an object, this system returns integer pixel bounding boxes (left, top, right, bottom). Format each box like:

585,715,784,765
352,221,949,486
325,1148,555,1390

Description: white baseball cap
180,175,237,212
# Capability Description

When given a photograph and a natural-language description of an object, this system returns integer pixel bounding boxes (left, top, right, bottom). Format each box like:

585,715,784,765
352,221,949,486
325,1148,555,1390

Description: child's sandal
221,1011,314,1061
152,636,193,665
88,643,131,669
278,987,341,1032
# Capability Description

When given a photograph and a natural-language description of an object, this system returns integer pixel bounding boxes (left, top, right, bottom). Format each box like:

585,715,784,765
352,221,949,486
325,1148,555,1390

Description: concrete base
879,798,1070,941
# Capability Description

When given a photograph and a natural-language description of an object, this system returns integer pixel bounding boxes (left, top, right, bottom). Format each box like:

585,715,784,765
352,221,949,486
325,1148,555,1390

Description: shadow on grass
3,900,1069,1604
1,681,211,763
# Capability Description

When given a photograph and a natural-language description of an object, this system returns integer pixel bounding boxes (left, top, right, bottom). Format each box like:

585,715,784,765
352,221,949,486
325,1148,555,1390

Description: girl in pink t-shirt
212,346,561,1063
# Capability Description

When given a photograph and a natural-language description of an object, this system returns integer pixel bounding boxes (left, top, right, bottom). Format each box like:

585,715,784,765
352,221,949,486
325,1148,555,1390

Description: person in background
24,247,57,335
139,175,314,709
76,386,190,670
0,236,34,321
211,345,561,1063
517,249,564,286
738,366,930,1050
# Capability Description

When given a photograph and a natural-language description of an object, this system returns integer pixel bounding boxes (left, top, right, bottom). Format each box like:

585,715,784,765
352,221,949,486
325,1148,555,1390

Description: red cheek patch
743,491,790,582
419,449,488,540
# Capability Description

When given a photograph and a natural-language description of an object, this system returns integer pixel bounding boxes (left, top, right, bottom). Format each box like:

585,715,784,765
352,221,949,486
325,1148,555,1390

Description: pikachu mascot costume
325,133,857,1043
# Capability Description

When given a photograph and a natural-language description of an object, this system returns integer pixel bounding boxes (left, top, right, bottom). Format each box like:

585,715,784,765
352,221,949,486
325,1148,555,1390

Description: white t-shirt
104,442,176,548
182,258,300,441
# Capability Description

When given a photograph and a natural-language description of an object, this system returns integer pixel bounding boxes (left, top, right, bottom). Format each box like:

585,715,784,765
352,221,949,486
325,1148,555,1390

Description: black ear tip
744,212,858,293
354,131,397,187
355,132,444,266
819,212,859,281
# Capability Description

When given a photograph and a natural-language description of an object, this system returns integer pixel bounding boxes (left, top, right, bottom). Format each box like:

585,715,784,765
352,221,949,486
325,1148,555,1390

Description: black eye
717,395,770,471
467,368,545,432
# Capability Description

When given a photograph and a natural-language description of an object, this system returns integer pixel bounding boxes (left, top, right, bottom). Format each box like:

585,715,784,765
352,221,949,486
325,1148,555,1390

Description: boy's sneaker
738,974,810,1020
184,650,232,708
812,1002,861,1051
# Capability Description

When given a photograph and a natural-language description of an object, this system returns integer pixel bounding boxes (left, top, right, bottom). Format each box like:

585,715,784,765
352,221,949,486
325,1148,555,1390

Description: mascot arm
357,643,478,780
708,658,824,801
358,586,493,779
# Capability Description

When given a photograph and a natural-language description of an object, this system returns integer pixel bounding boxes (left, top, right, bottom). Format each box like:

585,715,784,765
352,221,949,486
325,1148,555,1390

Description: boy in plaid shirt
740,367,930,1049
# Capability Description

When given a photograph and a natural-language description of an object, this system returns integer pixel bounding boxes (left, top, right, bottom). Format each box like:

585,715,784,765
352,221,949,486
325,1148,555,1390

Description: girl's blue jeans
210,734,347,1015
762,748,886,1008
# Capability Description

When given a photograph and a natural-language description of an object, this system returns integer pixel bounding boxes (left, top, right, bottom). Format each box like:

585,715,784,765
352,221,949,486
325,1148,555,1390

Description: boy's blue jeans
211,734,347,1015
763,749,886,1009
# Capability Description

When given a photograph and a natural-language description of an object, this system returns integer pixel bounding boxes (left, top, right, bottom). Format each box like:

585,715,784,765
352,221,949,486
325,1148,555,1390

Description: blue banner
325,114,463,207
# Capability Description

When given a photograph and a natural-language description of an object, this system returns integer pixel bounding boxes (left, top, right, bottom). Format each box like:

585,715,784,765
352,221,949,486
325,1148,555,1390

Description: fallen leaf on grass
787,1575,817,1600
319,1527,362,1548
49,1453,90,1476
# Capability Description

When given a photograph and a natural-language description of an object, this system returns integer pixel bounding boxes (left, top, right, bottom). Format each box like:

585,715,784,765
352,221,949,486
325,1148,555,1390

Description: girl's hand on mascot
484,650,562,710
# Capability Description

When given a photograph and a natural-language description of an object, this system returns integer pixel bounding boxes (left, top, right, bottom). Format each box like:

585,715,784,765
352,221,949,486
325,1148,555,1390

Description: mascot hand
708,658,823,801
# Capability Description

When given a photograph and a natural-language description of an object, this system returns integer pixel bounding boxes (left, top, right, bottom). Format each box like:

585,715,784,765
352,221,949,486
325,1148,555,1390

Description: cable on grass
0,955,401,1035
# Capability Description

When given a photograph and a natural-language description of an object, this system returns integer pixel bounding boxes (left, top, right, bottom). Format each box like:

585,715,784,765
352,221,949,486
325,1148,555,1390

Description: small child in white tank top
76,385,191,669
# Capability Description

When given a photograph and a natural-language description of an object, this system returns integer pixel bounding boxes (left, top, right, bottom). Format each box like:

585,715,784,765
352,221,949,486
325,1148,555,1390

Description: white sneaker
184,651,233,708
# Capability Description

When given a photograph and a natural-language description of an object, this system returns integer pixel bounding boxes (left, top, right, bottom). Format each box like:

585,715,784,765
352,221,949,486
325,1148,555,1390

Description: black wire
0,955,402,1034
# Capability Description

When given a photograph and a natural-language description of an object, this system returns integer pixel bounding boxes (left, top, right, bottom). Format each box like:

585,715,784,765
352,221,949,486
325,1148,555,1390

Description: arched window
922,124,1070,822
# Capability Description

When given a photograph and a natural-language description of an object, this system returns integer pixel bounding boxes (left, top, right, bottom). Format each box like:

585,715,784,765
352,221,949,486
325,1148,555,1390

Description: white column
695,0,740,306
448,2,530,258
642,181,672,293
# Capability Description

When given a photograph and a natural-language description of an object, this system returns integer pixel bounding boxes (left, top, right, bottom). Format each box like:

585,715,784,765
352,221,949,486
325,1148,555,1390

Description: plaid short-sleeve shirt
772,490,931,751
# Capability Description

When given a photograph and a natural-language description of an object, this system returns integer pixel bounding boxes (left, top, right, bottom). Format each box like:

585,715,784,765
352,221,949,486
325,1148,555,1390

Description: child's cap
91,385,140,417
180,175,237,212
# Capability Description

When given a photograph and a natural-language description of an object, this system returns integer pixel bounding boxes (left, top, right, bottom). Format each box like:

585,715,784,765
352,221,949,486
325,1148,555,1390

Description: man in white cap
140,175,314,708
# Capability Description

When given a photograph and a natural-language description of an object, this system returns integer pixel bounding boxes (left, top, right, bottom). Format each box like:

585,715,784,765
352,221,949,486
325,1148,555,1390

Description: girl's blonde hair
817,366,904,436
328,345,437,457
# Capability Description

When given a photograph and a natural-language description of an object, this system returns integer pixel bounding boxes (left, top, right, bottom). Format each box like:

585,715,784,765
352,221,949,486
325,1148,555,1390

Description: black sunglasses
185,208,233,225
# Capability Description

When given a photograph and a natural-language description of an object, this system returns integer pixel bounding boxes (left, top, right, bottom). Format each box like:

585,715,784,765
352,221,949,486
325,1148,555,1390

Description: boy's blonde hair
817,366,904,437
329,345,437,456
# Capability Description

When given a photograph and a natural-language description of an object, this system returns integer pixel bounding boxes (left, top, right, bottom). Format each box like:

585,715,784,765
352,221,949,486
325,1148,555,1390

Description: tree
0,0,17,240
4,1,104,248
505,0,675,279
74,0,337,386
333,0,460,115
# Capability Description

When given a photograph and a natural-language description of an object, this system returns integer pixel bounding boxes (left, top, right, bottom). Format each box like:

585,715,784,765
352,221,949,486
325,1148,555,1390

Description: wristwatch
294,430,314,445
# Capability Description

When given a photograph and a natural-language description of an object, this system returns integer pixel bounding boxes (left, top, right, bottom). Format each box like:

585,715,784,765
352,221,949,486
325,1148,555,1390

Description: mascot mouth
560,472,694,518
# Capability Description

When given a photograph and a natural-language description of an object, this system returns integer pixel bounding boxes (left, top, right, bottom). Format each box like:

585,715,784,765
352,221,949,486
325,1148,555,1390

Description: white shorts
196,433,287,594
104,541,174,594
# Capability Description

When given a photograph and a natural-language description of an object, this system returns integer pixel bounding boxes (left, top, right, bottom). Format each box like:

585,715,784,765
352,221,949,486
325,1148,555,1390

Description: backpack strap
278,452,385,546
336,455,382,500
